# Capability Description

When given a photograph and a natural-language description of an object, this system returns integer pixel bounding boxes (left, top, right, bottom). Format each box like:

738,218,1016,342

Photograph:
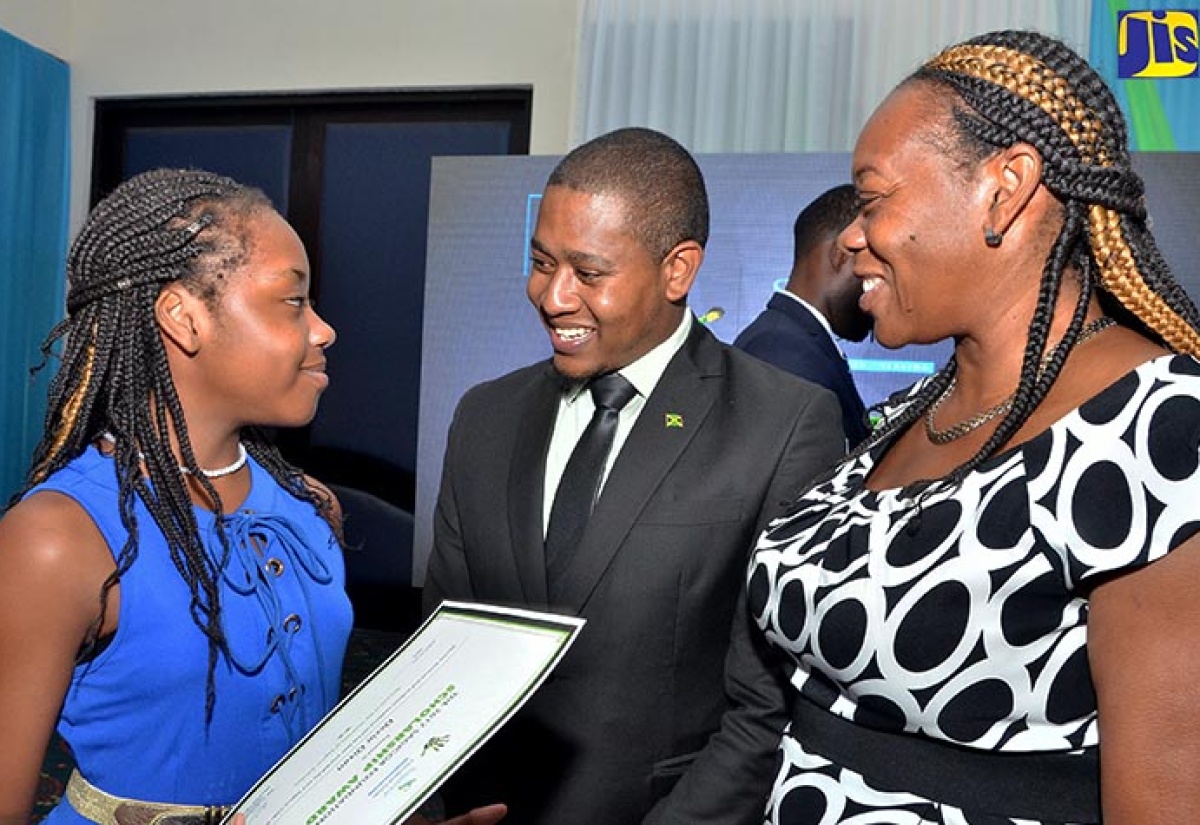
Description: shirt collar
563,312,692,403
778,289,839,348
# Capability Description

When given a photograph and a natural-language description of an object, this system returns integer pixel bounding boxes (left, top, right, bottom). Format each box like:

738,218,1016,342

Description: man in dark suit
734,185,873,446
422,127,844,824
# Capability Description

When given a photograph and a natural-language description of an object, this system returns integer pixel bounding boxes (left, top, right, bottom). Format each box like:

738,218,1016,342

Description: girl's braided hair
858,29,1200,491
15,167,335,721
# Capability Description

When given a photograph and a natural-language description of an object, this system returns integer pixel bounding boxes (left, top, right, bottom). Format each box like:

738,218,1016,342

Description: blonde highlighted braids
847,30,1200,497
924,38,1200,355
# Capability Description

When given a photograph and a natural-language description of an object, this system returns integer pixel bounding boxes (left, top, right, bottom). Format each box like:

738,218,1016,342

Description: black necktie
545,372,638,586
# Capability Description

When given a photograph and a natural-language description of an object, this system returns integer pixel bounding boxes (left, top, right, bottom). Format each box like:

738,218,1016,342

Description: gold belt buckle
66,769,230,825
114,803,230,825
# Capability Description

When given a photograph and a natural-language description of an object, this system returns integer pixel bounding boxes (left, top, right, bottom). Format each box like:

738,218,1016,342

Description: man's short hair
547,127,709,261
793,184,860,265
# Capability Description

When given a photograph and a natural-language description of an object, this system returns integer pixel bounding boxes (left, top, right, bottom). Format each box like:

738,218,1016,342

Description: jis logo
1118,10,1199,78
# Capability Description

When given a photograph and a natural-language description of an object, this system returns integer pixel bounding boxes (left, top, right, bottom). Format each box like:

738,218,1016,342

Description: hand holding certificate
224,601,585,825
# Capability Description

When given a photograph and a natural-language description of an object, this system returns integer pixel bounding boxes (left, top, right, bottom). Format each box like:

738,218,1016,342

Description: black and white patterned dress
749,354,1200,824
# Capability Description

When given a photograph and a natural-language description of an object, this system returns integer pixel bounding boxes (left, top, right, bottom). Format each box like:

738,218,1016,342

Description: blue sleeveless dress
33,446,353,821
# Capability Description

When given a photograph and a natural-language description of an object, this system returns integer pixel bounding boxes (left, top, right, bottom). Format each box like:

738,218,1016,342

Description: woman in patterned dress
742,30,1200,825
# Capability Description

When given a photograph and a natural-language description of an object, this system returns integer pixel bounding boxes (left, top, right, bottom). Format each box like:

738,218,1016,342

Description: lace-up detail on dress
216,509,336,738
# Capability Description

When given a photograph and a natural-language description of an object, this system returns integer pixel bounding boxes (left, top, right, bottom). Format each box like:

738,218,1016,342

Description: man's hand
412,804,508,825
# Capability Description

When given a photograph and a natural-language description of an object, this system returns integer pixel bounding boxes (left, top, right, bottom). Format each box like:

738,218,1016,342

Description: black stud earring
984,227,1004,248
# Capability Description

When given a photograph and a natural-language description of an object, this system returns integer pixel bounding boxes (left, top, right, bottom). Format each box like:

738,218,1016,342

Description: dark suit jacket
734,292,871,446
423,321,845,824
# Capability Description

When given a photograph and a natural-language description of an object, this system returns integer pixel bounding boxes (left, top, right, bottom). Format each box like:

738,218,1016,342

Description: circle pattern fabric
750,354,1200,824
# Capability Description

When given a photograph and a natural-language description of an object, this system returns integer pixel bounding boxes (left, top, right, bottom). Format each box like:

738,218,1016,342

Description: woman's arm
0,492,116,820
1089,532,1200,823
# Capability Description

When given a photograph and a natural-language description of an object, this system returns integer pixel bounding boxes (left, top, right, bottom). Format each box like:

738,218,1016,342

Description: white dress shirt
541,312,693,535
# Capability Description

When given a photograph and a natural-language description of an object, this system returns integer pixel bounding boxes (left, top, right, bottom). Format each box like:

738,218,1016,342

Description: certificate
224,601,585,824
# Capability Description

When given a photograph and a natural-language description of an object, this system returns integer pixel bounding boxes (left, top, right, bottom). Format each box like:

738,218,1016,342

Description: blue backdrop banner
0,28,70,501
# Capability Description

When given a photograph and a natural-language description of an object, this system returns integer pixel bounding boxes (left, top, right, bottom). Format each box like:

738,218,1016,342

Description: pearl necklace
100,432,249,479
924,317,1116,446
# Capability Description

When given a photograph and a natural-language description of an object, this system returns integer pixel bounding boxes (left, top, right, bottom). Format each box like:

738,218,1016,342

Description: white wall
6,0,585,228
0,0,71,59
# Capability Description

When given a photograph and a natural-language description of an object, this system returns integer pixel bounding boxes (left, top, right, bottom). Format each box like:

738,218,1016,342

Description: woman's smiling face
839,81,998,350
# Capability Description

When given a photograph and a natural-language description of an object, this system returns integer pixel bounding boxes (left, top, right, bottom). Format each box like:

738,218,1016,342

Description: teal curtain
1089,0,1200,150
0,29,70,501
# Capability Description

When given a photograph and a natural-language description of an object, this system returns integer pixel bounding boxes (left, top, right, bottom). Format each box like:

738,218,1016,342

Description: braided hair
859,29,1200,489
15,168,336,722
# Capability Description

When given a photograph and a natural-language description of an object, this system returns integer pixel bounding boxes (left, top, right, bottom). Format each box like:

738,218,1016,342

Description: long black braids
14,168,336,723
856,29,1200,495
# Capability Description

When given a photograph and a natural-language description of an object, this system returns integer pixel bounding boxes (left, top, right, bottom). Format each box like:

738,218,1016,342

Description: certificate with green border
224,601,585,824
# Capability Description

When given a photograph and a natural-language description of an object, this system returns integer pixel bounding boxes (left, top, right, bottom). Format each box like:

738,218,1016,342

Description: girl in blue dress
0,168,504,825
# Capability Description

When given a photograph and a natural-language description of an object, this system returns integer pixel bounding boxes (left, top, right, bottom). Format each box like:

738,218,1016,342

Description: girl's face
186,210,336,431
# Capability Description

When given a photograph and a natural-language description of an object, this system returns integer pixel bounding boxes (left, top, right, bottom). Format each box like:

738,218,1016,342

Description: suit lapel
552,323,722,610
772,293,867,428
772,293,846,368
507,364,559,605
